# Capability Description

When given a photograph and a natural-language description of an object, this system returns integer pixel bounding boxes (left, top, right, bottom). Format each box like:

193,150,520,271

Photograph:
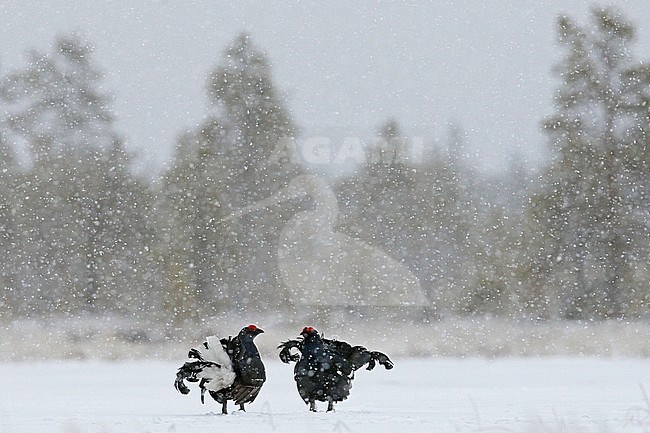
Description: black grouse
278,326,393,412
174,324,266,414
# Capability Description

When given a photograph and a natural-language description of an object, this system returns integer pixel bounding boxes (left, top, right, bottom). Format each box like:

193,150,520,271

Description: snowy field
1,358,649,433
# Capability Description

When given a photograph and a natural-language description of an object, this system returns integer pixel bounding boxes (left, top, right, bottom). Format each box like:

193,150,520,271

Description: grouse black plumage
174,324,266,414
278,326,393,412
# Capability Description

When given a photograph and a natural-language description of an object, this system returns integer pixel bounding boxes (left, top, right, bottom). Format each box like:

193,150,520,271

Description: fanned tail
174,335,237,398
367,351,394,370
278,339,302,363
174,360,221,395
321,338,394,372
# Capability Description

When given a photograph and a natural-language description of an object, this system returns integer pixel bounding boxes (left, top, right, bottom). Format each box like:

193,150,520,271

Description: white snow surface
2,358,649,433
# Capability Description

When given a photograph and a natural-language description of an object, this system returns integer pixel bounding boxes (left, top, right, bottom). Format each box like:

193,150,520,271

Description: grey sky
2,1,650,174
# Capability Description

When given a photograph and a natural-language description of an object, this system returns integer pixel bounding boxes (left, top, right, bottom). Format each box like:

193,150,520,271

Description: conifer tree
527,8,650,318
163,33,301,313
0,131,19,314
1,34,155,312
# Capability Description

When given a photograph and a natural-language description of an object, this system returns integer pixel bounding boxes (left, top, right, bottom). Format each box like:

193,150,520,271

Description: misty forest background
1,6,650,351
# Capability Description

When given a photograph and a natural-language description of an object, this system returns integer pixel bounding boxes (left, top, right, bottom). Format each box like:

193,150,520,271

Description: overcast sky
2,1,650,175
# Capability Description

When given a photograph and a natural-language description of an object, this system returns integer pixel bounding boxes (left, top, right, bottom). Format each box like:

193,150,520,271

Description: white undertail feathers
198,335,236,391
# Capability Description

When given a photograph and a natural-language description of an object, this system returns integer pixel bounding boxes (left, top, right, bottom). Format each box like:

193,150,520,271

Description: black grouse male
278,326,393,412
174,324,266,414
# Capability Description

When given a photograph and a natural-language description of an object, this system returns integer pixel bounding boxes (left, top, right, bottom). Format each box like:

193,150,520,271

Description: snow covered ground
1,358,649,433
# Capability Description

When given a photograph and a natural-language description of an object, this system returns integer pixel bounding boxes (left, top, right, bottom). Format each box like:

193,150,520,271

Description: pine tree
163,33,302,314
85,138,159,314
412,126,479,316
336,120,415,267
0,130,19,315
1,34,155,312
335,119,437,310
207,33,300,206
162,120,232,314
337,119,414,252
526,8,650,319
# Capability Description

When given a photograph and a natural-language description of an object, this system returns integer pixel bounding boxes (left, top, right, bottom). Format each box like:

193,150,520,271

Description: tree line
0,7,648,323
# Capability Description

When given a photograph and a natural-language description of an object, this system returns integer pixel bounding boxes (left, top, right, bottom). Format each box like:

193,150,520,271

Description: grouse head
300,326,319,340
239,324,265,340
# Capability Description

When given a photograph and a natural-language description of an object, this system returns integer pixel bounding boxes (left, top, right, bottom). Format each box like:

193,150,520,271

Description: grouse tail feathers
278,339,302,363
322,338,394,371
174,335,237,397
174,360,221,395
367,350,394,370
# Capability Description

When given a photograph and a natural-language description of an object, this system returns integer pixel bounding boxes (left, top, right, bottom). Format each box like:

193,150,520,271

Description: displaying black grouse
278,326,393,412
174,324,266,414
